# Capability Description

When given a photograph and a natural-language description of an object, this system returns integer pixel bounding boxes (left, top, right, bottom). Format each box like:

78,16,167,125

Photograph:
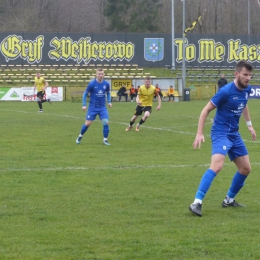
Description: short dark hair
235,60,253,72
145,76,151,80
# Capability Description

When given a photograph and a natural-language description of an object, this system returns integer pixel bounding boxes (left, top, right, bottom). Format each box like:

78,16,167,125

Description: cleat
76,136,82,144
125,126,133,131
135,124,140,132
38,109,43,113
48,98,52,105
222,199,245,208
189,203,202,217
103,140,110,146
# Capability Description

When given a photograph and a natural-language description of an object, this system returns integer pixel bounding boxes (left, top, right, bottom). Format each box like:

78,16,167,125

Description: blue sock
103,125,109,138
195,169,217,200
227,171,247,198
80,124,88,135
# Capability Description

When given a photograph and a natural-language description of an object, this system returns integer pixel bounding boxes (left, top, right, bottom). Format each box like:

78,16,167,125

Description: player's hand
193,133,205,149
156,105,161,111
137,101,142,105
108,103,112,108
82,106,87,111
248,125,256,141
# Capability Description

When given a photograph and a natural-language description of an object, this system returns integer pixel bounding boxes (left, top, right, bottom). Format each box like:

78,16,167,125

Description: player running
125,76,161,132
34,72,52,112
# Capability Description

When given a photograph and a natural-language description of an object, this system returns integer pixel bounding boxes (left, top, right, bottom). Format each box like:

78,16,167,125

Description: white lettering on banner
256,89,260,96
249,86,260,98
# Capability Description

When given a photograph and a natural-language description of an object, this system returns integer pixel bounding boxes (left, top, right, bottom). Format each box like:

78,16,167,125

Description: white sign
0,88,22,101
21,87,63,101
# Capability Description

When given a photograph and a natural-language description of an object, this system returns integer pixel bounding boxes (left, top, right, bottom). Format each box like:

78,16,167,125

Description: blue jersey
85,79,110,108
210,81,251,134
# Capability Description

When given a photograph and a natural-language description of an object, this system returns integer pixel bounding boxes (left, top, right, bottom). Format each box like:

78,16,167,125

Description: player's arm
44,79,49,89
107,91,112,108
82,91,88,111
193,101,215,149
136,94,142,105
242,104,251,122
242,105,256,141
156,93,161,111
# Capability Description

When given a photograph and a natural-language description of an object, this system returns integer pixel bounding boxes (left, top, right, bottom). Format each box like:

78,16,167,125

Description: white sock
225,196,234,203
104,138,107,141
194,199,202,204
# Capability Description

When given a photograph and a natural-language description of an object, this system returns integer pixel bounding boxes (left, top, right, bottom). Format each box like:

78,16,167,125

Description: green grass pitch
1,99,260,259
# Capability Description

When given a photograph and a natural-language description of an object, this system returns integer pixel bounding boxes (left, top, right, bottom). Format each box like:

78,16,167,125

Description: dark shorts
37,91,45,99
134,105,152,116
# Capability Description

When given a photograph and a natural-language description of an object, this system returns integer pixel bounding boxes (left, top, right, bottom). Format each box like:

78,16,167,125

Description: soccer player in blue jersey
76,68,112,146
189,60,256,217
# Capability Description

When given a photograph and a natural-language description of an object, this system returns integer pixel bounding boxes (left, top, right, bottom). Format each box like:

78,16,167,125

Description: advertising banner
48,86,63,101
111,79,132,90
0,87,63,101
1,32,260,67
0,88,22,101
249,86,260,99
21,87,37,101
21,87,63,101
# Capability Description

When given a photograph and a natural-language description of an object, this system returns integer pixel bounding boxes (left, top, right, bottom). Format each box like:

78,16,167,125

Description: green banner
0,88,10,99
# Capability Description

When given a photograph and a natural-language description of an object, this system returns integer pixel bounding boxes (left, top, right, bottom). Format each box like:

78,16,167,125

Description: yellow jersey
35,77,46,92
138,84,157,106
168,88,174,94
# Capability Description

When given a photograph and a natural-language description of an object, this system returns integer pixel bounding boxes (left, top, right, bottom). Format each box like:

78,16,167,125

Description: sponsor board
0,87,63,101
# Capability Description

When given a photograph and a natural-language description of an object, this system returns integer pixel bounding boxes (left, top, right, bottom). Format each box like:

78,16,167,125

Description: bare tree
0,0,260,34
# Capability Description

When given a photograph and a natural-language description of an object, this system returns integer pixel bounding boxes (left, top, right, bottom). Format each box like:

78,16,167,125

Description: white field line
1,109,259,144
1,162,260,173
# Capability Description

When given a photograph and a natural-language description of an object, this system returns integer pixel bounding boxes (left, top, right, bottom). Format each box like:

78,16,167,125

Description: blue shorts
86,107,109,121
211,132,248,161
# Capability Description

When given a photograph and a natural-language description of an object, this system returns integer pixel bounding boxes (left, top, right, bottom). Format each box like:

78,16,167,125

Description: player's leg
40,90,51,104
125,115,138,131
99,109,110,145
189,135,230,216
222,137,250,207
125,106,142,131
41,98,52,104
101,118,110,145
76,120,92,144
76,108,95,144
37,92,43,112
135,107,152,131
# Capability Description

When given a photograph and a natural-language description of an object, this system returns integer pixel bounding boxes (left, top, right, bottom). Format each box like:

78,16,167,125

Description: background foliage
0,0,260,34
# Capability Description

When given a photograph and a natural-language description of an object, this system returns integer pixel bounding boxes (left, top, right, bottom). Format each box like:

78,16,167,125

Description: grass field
1,99,260,260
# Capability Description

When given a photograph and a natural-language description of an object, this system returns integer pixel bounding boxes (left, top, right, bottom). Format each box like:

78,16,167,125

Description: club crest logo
144,38,164,62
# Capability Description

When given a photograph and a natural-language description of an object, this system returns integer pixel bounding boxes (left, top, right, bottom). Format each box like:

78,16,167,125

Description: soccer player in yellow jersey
34,72,52,112
125,76,161,132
